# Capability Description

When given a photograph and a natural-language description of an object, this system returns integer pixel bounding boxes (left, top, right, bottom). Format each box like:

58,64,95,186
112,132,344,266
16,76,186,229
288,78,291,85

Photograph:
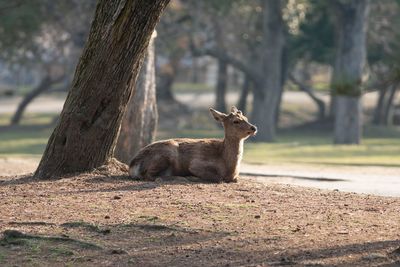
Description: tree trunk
215,59,228,112
251,0,284,142
334,96,362,144
372,85,388,125
115,32,158,163
191,57,199,83
35,0,170,179
11,76,52,125
157,67,175,102
213,19,228,113
237,75,251,113
382,84,398,125
331,0,369,145
274,45,288,127
156,50,183,103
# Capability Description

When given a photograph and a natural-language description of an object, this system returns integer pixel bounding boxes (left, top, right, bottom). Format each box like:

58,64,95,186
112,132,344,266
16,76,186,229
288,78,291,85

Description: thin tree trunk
213,18,228,113
372,85,388,125
156,50,183,103
252,0,284,142
11,76,52,125
383,84,398,125
215,59,228,112
10,67,65,125
237,75,251,113
35,0,170,179
191,58,199,83
115,31,158,163
275,45,288,127
157,68,175,102
332,0,369,145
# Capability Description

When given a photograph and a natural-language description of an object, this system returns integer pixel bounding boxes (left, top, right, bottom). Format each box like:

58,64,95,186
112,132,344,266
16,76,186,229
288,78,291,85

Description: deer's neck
222,136,244,176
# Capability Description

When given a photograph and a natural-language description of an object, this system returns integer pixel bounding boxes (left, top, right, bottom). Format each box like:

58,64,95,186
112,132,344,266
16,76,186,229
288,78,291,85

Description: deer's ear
209,108,226,122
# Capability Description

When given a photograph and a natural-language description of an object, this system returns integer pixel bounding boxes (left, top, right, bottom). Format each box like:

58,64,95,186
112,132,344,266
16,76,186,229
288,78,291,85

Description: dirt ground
0,166,399,266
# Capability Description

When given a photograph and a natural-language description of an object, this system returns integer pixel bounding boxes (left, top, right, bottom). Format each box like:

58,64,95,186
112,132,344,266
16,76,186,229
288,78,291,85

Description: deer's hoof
224,177,238,183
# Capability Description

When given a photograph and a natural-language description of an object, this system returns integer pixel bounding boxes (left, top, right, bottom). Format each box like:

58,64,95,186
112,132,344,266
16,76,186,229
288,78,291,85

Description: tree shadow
0,220,231,266
66,175,207,194
2,218,399,266
148,238,400,266
0,174,37,186
270,239,400,266
0,173,211,195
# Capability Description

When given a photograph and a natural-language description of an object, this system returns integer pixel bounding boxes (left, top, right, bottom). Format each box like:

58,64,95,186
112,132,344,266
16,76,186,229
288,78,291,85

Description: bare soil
0,168,399,266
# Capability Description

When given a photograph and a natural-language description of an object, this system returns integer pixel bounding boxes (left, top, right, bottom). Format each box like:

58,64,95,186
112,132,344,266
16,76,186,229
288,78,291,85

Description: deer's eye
233,120,240,124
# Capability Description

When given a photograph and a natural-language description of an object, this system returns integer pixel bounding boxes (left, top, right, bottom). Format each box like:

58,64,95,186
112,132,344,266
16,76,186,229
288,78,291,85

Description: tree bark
237,74,251,113
331,0,369,144
115,32,158,163
334,96,362,144
35,0,170,179
251,0,284,142
215,59,228,112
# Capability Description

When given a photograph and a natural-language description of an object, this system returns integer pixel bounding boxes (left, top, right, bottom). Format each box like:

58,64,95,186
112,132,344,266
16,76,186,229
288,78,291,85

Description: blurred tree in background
0,0,96,124
331,0,370,144
1,0,400,151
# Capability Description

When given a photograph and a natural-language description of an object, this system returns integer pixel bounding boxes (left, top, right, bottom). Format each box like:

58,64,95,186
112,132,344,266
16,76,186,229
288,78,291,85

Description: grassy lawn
0,113,54,157
0,128,50,157
244,127,400,167
0,112,399,167
172,82,214,94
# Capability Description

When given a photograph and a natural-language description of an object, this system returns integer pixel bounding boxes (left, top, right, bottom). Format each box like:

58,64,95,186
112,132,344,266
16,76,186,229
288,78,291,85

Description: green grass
0,127,51,156
0,113,53,156
49,246,74,257
244,127,400,167
172,82,214,94
312,81,330,91
0,113,55,126
0,112,399,168
0,251,4,263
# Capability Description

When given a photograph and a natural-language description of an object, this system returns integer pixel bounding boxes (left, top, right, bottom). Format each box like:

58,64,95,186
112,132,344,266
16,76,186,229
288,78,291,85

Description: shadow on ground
1,221,399,266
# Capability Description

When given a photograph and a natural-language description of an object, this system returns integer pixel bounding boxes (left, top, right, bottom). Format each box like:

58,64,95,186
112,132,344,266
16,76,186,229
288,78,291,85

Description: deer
129,106,257,183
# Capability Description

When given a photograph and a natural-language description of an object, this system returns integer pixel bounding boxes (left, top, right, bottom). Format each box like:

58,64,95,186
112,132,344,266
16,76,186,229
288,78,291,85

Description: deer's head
210,106,257,139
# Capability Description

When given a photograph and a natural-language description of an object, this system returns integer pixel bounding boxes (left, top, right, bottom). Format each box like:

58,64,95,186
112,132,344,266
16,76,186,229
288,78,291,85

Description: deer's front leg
188,162,223,183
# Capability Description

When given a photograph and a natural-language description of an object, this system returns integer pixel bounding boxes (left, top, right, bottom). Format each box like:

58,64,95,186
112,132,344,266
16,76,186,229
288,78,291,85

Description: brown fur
129,106,257,183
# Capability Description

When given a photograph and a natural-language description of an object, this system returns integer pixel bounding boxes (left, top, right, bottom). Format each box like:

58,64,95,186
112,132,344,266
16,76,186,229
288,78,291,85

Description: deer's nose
250,126,257,132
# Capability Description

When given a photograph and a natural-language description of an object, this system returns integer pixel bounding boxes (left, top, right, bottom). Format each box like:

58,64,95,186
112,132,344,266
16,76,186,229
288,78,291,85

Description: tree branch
289,73,326,120
190,41,262,84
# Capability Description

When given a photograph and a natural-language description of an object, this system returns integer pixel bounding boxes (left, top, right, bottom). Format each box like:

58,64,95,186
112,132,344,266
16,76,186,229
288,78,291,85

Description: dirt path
0,171,399,266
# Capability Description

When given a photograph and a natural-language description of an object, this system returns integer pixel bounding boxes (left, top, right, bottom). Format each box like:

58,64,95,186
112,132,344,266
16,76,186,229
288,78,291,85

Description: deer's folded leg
141,156,171,181
189,164,223,183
